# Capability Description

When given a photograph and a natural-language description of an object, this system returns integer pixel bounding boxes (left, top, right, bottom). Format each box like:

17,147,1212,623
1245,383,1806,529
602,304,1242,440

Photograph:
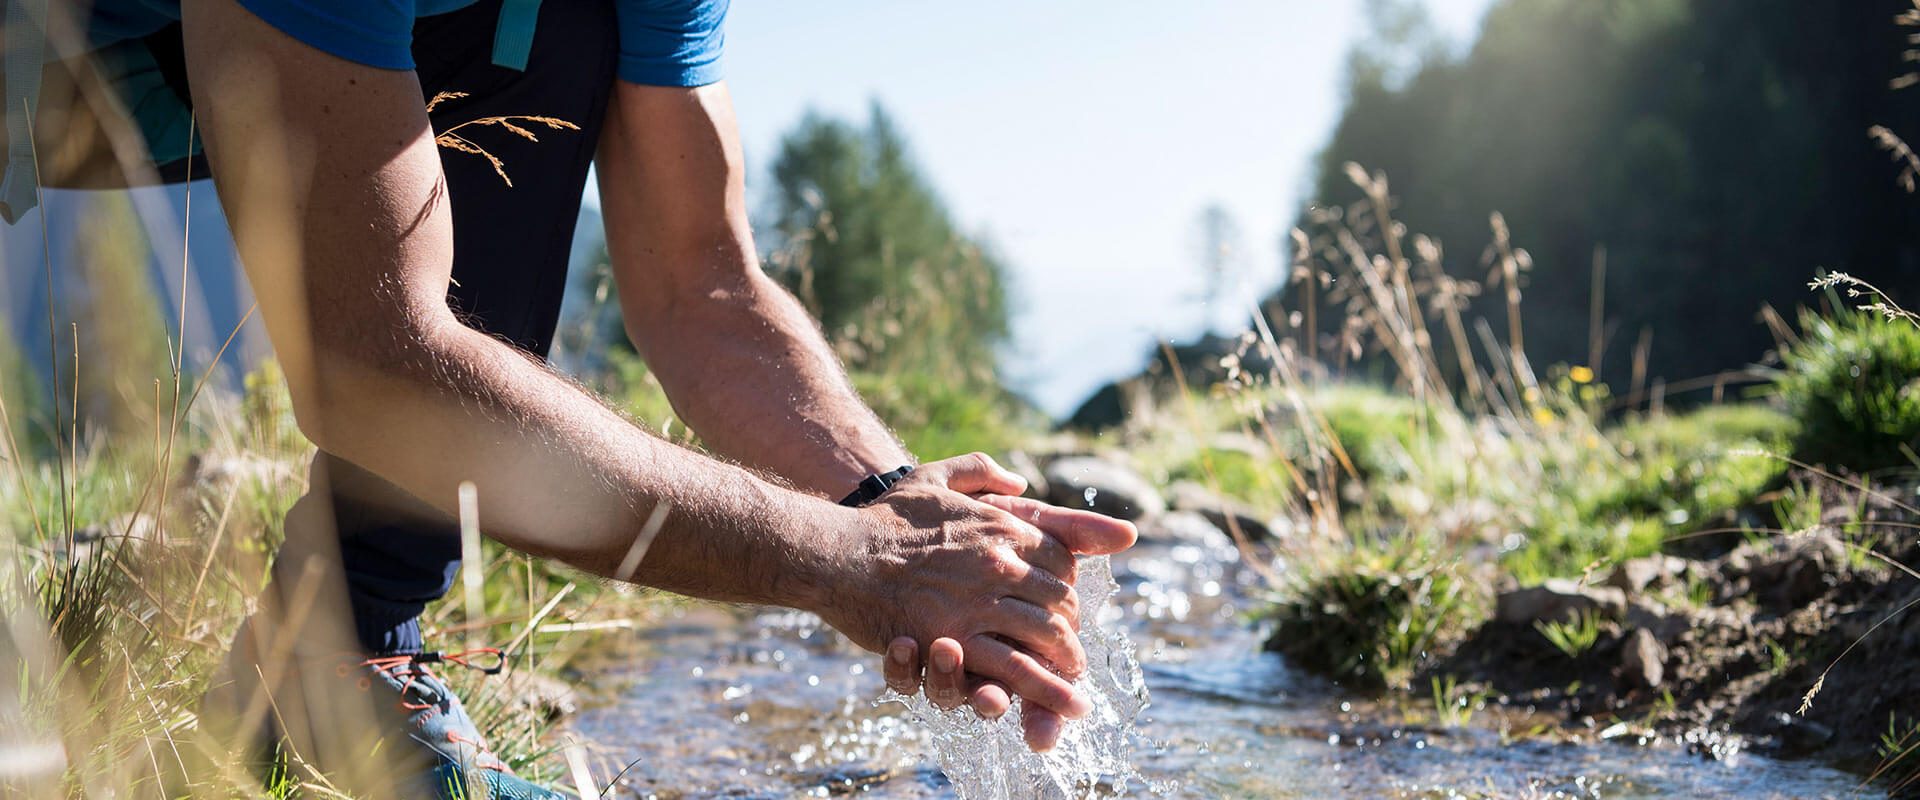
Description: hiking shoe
353,649,568,800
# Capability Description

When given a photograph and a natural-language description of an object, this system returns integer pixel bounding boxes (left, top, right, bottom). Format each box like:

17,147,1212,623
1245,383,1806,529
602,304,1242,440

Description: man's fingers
884,637,921,694
962,636,1090,719
914,640,1015,720
930,452,1027,497
1009,561,1080,624
968,678,1012,720
976,494,1137,556
1023,706,1067,752
990,597,1087,679
926,638,968,710
1001,515,1076,582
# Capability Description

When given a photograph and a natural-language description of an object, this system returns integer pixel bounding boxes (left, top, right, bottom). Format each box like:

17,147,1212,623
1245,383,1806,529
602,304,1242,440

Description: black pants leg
274,0,619,654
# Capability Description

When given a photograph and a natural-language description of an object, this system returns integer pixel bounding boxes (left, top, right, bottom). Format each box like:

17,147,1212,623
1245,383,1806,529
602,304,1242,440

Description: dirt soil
1428,476,1920,793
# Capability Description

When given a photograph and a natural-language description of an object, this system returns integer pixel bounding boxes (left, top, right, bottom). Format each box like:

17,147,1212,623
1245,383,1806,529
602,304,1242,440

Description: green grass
1210,165,1878,692
1777,304,1920,475
1429,674,1484,728
851,370,1040,461
1533,610,1603,660
0,361,662,797
1262,539,1484,691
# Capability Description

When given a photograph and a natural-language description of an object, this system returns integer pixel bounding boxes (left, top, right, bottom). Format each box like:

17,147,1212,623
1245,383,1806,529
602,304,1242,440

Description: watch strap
838,464,915,507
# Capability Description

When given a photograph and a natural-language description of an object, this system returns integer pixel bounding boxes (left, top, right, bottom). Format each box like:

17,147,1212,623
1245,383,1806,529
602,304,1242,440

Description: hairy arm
179,0,1114,720
181,0,820,599
597,82,911,498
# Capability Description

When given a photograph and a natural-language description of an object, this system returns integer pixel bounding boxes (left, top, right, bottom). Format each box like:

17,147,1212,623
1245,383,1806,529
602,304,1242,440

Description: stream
570,527,1874,799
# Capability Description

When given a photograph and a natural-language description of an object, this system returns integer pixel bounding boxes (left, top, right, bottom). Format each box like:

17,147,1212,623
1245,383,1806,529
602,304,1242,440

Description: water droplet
1083,486,1099,506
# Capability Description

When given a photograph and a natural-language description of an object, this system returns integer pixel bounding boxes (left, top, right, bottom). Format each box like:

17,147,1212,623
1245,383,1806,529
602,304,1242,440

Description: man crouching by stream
13,0,1133,796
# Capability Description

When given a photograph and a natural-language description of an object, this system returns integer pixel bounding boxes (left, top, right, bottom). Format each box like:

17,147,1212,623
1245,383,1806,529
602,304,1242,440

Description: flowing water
571,527,1874,799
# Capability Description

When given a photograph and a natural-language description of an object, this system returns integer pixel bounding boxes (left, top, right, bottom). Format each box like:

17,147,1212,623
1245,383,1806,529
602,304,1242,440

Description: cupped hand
816,453,1135,728
885,635,1070,751
860,456,1139,751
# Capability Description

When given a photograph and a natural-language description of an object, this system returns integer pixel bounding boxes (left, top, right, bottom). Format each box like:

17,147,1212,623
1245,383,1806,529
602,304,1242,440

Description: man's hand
881,486,1138,750
809,454,1134,724
831,455,1135,750
884,635,1074,752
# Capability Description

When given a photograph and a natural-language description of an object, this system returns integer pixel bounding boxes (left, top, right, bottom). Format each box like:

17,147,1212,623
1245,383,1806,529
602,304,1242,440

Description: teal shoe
355,649,568,800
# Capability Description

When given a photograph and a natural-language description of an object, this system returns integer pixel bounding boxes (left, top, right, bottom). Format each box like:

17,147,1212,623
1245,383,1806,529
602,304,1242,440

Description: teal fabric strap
1,0,48,224
491,0,543,72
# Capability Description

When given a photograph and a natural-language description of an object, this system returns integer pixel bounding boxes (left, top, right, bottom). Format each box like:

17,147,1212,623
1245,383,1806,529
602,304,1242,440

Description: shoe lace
357,648,512,773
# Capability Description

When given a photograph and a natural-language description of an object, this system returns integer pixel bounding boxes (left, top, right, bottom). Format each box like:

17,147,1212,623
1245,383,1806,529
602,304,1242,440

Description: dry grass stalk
427,91,581,187
1811,270,1920,328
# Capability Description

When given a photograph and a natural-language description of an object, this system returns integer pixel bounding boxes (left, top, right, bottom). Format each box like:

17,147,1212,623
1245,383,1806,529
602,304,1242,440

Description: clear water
882,555,1149,800
569,532,1875,799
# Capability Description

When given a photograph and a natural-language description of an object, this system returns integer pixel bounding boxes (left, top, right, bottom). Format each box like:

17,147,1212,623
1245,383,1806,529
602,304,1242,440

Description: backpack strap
1,0,49,223
491,0,543,72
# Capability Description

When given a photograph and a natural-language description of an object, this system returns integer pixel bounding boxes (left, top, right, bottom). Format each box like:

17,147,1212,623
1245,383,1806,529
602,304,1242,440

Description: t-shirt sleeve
234,0,419,71
615,0,729,87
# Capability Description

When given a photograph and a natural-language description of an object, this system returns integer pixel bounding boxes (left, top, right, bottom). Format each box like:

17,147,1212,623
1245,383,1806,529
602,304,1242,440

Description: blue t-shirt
83,0,727,87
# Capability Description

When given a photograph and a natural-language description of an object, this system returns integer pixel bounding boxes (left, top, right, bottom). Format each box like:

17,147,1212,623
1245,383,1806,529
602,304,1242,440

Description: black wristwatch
838,465,916,507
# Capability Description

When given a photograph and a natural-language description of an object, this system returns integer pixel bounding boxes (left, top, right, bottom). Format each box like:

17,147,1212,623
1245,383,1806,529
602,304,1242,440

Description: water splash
886,556,1150,799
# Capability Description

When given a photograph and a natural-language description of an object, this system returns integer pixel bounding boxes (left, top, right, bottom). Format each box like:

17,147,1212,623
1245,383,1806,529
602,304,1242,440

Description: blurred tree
762,102,1011,392
1279,0,1920,394
1193,204,1245,333
1348,0,1449,93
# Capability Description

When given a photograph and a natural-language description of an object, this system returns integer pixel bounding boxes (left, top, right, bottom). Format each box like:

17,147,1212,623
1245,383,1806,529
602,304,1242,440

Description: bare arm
596,82,910,498
594,81,1124,750
179,0,1120,717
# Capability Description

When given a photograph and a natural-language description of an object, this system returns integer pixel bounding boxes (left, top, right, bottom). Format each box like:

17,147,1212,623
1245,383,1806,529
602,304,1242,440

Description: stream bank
555,469,1873,798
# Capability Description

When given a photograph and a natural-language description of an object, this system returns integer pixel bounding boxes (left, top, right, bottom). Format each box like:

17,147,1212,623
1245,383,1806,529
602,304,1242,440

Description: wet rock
1166,480,1274,542
1043,456,1165,521
1002,449,1050,500
1618,628,1667,689
1495,579,1628,625
1138,510,1232,546
1604,555,1694,595
1762,710,1834,756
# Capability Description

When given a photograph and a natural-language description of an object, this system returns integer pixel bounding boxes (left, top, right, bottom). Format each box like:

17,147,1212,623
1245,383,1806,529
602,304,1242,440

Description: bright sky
639,1,1498,415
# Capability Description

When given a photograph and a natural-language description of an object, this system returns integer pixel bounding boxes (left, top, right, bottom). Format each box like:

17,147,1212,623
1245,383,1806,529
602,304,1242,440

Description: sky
702,0,1498,415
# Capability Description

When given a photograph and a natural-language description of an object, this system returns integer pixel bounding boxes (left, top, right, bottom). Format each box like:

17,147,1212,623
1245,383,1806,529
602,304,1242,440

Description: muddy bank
1425,475,1920,788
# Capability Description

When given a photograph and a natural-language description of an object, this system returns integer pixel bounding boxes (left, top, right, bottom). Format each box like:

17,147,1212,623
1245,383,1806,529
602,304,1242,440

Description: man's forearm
623,267,913,496
596,82,911,498
311,315,852,608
